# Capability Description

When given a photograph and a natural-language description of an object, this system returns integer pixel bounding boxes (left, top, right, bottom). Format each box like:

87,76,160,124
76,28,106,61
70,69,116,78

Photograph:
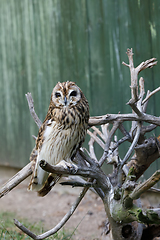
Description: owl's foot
57,160,78,174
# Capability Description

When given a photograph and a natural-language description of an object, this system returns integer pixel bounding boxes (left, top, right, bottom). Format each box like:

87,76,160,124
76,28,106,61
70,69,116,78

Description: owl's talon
68,164,78,174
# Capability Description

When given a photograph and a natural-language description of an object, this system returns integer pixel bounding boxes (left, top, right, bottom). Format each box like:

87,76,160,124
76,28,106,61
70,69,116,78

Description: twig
14,186,89,240
88,132,98,161
127,99,143,117
122,49,137,100
141,124,157,135
87,129,105,149
142,86,160,105
60,181,95,188
0,162,32,198
32,135,37,140
78,149,99,166
119,123,132,141
143,90,150,113
91,126,106,141
138,77,145,108
99,122,120,167
110,135,130,152
25,92,42,129
101,123,110,141
120,122,141,169
129,170,160,200
136,58,157,73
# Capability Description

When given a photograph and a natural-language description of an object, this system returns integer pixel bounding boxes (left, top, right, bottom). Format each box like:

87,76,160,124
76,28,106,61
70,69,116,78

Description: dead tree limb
25,93,42,129
0,162,32,198
14,186,89,240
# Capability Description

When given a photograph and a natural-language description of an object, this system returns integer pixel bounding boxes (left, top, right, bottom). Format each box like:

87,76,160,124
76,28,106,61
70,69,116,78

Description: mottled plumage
28,81,89,196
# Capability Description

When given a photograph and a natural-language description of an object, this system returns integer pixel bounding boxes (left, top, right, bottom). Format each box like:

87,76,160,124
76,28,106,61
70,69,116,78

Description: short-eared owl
28,81,89,196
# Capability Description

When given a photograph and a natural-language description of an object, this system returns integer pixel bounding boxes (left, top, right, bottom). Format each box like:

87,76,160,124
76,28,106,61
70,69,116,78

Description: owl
28,81,89,196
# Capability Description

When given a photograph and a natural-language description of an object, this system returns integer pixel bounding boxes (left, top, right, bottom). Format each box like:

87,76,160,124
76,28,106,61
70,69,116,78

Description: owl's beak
64,96,67,105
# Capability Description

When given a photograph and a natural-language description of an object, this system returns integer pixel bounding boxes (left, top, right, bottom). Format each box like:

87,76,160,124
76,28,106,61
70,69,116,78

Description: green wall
0,0,160,172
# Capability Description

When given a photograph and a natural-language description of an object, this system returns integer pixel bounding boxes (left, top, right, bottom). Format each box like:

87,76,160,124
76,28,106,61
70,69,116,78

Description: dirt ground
0,167,110,240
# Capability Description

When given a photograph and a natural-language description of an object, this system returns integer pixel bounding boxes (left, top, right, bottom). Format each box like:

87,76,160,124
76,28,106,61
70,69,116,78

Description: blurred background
0,0,160,181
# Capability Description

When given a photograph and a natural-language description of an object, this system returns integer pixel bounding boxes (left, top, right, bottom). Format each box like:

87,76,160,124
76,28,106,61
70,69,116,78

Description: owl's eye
70,90,77,97
55,92,61,98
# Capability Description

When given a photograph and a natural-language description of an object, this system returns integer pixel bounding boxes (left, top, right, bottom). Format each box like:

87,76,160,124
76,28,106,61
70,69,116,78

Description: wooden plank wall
0,0,160,179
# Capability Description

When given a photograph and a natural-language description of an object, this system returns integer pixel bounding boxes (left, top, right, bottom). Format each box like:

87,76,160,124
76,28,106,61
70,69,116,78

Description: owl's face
51,81,82,108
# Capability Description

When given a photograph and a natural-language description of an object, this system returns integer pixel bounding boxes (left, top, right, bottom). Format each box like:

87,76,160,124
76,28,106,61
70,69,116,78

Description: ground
0,167,109,240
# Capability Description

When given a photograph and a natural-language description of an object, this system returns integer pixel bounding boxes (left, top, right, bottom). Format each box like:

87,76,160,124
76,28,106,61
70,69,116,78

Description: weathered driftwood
1,48,160,240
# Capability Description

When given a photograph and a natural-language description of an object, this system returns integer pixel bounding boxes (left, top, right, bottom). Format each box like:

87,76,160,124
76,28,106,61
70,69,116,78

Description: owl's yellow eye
55,92,61,98
70,90,77,97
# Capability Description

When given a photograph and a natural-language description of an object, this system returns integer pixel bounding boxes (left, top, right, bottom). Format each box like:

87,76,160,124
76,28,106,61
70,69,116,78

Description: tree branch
91,126,106,141
88,112,160,127
14,186,89,240
120,122,141,169
39,160,111,192
0,162,32,198
142,86,160,105
25,92,42,129
87,129,105,149
129,170,160,200
88,132,98,161
99,121,120,166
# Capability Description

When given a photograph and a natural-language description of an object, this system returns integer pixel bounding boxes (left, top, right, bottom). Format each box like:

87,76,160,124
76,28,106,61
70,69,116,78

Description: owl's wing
28,118,55,192
33,118,62,196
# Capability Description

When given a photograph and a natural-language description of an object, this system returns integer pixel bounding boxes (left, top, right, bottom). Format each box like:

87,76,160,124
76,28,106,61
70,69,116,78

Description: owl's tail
28,148,61,196
37,174,61,197
28,166,49,192
28,161,61,196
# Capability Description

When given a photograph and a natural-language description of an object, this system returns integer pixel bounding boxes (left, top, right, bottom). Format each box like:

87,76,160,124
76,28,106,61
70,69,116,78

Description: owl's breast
38,113,87,166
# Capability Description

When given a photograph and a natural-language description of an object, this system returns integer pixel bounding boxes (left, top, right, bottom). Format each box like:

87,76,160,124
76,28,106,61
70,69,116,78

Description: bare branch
127,99,143,117
25,92,42,129
0,162,32,198
91,126,106,141
14,187,89,240
99,121,120,167
122,61,130,67
60,181,94,188
119,123,132,141
136,58,157,73
39,160,109,189
129,170,160,200
139,77,145,95
89,113,160,127
110,135,130,152
141,124,157,135
130,84,138,102
142,90,150,113
137,77,145,113
87,129,105,149
125,48,134,69
88,132,98,161
142,86,160,105
120,122,141,169
77,149,98,166
32,135,37,140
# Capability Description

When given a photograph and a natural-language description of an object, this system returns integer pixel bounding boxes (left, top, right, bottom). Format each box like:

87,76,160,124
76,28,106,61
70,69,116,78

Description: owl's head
51,81,82,108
